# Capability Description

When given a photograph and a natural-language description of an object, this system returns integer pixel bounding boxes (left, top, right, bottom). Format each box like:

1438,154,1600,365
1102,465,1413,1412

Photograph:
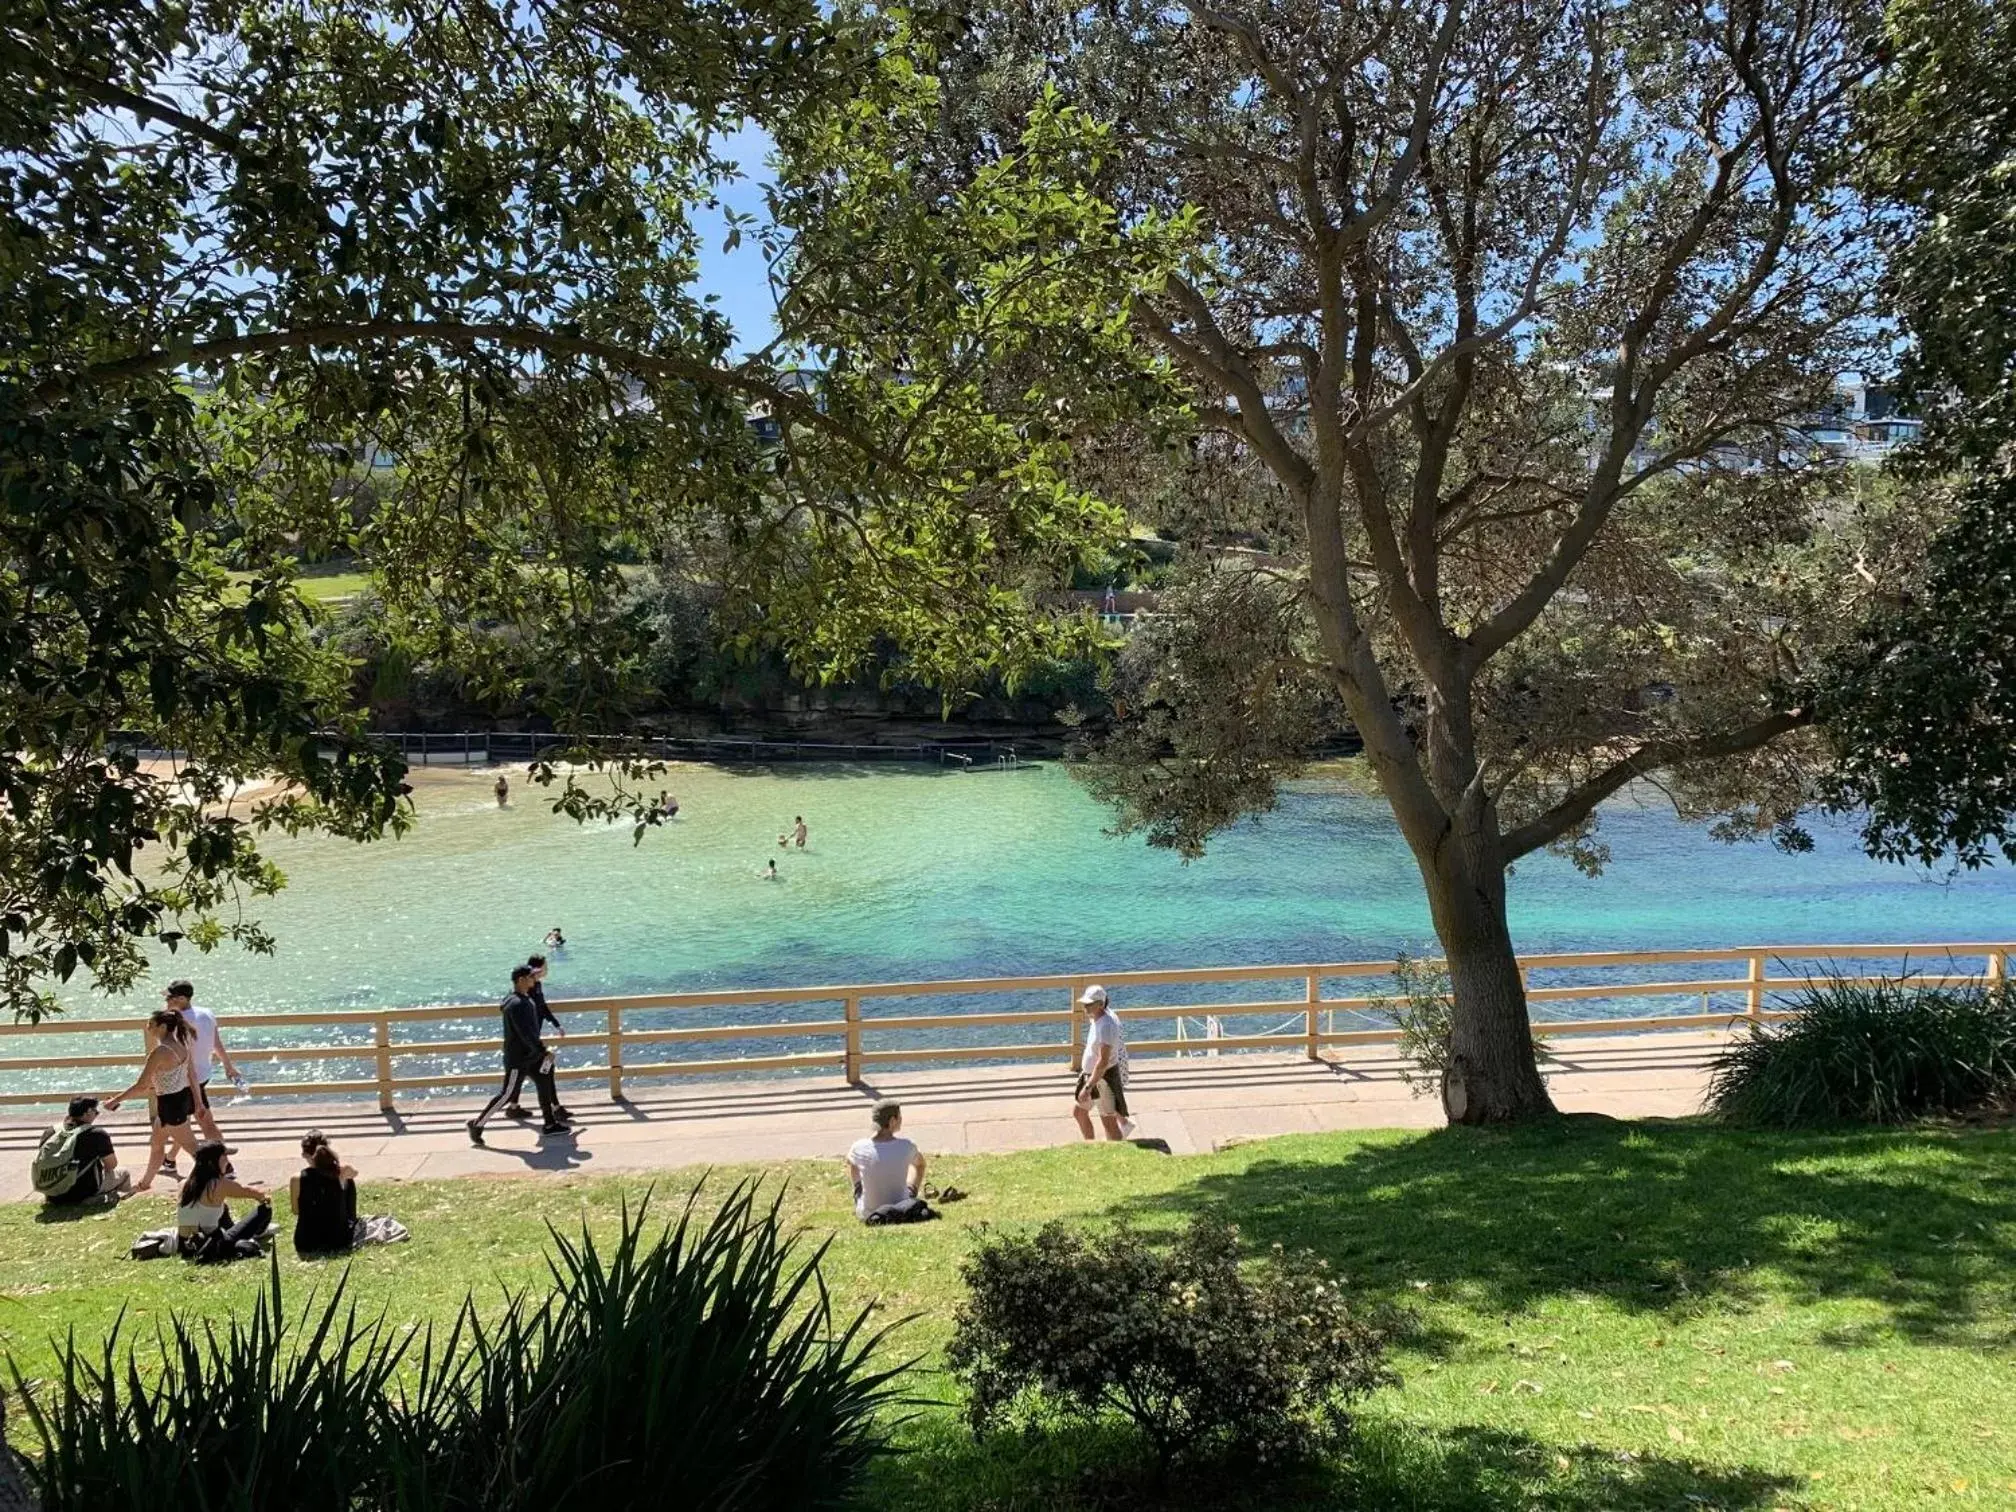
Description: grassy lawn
2,1119,2011,1509
294,566,372,602
227,564,372,603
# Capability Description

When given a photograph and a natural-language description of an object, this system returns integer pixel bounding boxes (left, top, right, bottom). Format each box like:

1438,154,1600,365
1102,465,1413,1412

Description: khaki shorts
1074,1068,1129,1118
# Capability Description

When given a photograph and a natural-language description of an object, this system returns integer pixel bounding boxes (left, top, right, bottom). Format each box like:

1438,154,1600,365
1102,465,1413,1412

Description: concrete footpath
0,1031,1728,1204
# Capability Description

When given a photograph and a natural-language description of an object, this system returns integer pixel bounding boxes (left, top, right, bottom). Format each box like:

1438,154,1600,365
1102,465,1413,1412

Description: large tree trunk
1416,823,1557,1124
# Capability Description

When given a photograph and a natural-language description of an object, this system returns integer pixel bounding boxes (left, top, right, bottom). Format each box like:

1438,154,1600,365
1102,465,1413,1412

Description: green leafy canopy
0,0,1192,1015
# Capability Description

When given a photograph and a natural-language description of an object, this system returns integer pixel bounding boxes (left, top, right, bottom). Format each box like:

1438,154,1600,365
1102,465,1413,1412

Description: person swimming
494,773,509,807
762,859,780,880
792,816,808,849
777,833,789,848
544,927,566,948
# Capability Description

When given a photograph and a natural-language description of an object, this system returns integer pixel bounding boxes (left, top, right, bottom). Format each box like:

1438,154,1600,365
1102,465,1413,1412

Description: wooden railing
0,942,2005,1111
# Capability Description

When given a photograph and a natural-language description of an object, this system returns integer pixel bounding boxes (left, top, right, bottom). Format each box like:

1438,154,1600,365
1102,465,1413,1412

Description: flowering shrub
946,1217,1391,1469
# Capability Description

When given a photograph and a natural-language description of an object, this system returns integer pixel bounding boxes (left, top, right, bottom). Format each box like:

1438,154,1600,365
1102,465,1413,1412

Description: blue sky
692,123,782,354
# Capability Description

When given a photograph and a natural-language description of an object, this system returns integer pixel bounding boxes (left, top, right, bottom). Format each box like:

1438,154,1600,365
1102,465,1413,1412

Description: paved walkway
0,1030,1728,1203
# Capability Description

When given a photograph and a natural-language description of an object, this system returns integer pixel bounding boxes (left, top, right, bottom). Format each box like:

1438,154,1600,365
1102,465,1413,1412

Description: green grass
3,1120,2012,1509
227,564,372,603
295,567,372,602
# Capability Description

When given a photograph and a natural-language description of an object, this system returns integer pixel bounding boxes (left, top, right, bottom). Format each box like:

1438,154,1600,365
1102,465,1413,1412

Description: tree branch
41,319,870,460
1500,708,1812,859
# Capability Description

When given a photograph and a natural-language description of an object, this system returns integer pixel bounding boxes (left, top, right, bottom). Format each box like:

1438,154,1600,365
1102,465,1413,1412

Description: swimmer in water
777,833,789,848
793,816,807,849
544,927,566,949
664,792,679,818
763,859,779,880
494,773,509,807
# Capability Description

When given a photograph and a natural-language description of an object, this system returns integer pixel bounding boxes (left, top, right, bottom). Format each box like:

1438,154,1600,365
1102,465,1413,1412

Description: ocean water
22,762,2016,1090
47,760,2016,1013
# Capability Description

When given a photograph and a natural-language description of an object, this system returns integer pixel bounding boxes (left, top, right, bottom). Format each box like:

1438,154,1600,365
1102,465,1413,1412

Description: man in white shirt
843,1101,927,1222
165,981,245,1144
1072,984,1135,1141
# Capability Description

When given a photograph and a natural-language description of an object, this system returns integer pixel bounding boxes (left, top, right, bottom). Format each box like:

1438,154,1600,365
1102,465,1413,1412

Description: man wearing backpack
34,1097,128,1207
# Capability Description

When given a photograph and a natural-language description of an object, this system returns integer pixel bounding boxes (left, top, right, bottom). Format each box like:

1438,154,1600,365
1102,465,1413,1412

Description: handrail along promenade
1,942,2005,1112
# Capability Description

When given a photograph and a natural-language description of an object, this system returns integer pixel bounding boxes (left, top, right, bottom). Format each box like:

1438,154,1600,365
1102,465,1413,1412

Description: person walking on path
164,980,246,1145
467,965,569,1144
106,1008,203,1191
505,954,572,1121
1072,985,1135,1142
844,1101,932,1224
33,1096,130,1207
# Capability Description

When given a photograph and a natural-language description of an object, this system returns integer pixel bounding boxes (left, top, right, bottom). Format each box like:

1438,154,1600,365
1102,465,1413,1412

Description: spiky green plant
1706,973,2016,1126
12,1181,910,1512
426,1182,912,1512
13,1263,407,1512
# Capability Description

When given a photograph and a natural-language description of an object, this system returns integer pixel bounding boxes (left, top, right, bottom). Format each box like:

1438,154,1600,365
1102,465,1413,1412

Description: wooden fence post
1068,984,1085,1073
607,1004,624,1101
1988,950,2006,986
373,1014,394,1113
1746,953,1765,1020
843,996,861,1083
1304,972,1321,1061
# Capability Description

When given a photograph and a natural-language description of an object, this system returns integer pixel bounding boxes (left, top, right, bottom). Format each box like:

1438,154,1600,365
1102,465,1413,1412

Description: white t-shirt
1083,1010,1129,1084
181,1005,219,1083
848,1136,917,1215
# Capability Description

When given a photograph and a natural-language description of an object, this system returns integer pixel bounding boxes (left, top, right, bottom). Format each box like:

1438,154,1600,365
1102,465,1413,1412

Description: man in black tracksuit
467,965,570,1143
504,953,572,1121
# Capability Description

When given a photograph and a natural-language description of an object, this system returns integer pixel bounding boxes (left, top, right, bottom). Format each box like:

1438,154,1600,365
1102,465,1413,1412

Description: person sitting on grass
844,1101,935,1224
175,1140,272,1263
33,1096,130,1208
290,1131,410,1256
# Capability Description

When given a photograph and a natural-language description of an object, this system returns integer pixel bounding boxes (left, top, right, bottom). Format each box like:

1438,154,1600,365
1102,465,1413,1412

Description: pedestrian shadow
473,1136,595,1174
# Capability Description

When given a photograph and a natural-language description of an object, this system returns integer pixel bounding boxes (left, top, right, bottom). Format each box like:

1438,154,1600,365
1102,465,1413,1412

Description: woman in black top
289,1131,358,1254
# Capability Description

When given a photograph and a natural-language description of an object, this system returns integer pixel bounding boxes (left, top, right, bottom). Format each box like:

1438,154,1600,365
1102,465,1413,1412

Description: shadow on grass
31,1198,127,1225
860,1413,1798,1511
1110,1118,2016,1343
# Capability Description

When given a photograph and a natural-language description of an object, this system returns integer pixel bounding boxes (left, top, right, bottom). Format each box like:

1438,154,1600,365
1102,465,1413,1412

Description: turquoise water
53,761,2016,1014
23,761,2016,1092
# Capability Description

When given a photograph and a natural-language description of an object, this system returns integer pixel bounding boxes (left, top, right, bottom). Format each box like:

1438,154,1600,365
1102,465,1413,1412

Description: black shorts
156,1087,195,1127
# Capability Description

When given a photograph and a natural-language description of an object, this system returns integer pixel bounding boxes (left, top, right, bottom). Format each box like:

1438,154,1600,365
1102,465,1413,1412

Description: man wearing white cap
1072,985,1135,1141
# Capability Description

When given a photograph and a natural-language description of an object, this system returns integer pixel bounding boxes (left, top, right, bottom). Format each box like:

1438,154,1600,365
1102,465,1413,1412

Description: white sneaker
1119,1118,1137,1139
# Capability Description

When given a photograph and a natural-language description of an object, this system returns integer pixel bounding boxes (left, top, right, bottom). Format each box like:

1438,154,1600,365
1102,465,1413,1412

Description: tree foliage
1805,0,2016,867
1072,564,1339,857
921,0,1893,1118
0,0,1187,1015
